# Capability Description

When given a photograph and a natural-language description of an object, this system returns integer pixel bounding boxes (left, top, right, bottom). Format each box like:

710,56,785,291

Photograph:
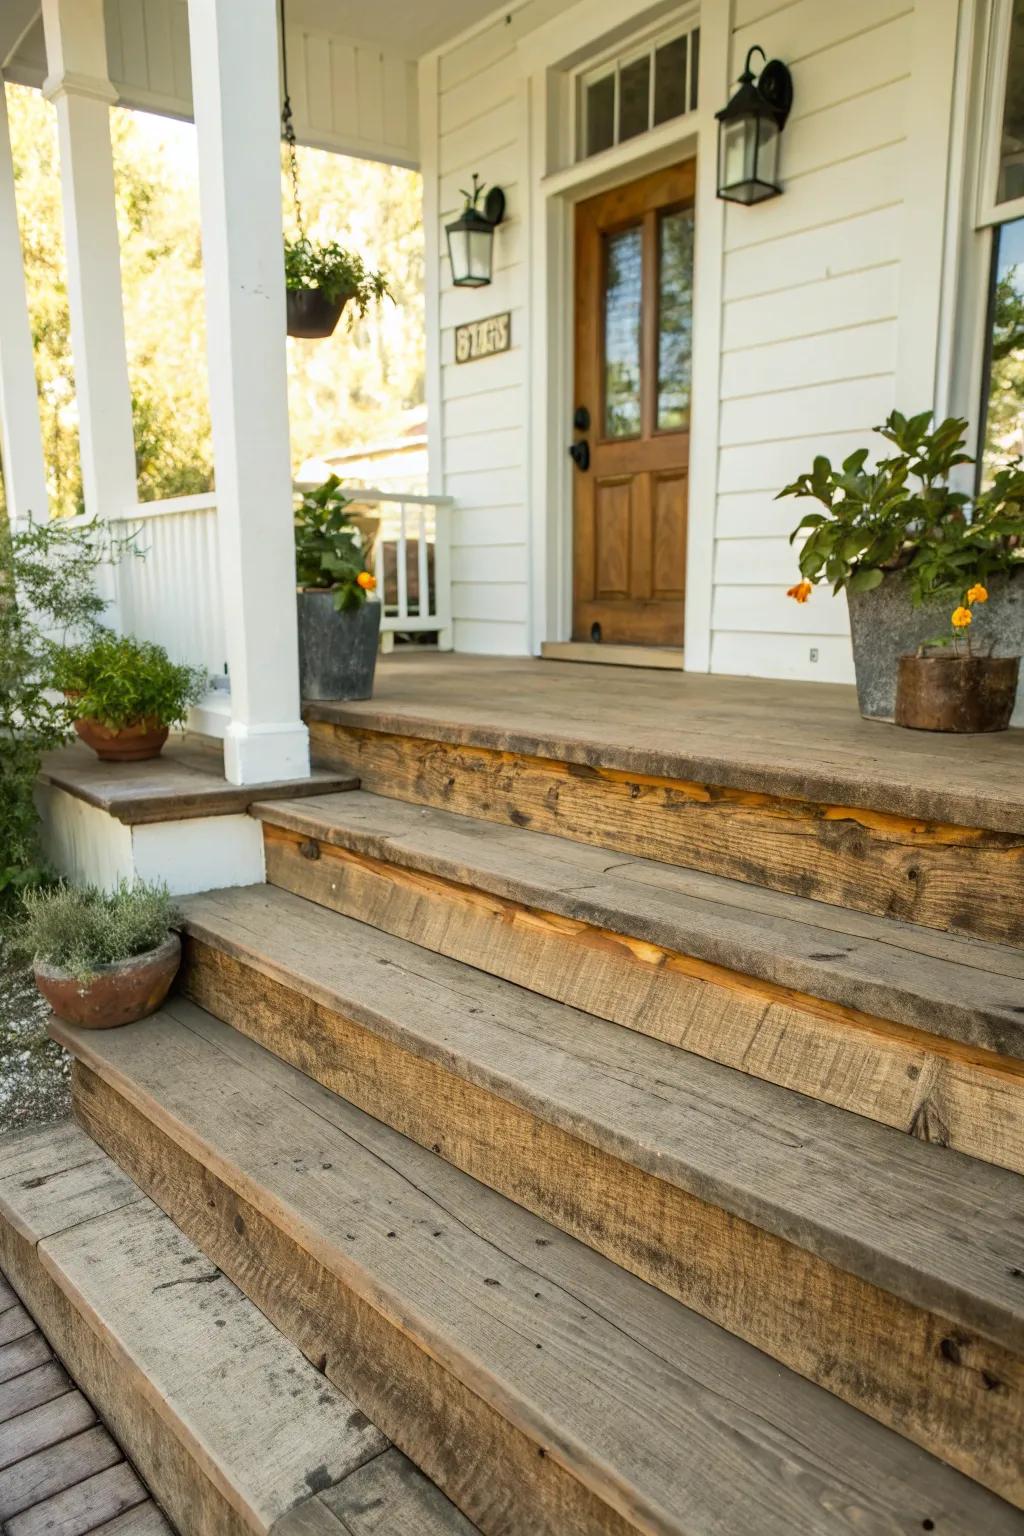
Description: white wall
423,0,960,678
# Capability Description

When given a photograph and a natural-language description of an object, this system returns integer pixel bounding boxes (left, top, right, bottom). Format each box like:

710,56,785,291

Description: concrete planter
297,590,380,701
846,569,1024,728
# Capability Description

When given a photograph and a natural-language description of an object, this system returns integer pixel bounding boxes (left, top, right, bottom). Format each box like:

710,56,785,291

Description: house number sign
455,312,511,363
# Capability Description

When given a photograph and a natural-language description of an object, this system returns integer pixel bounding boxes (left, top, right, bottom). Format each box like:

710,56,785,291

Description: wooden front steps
51,1003,1024,1536
306,713,1024,948
254,790,1024,1175
176,882,1024,1506
0,1119,477,1536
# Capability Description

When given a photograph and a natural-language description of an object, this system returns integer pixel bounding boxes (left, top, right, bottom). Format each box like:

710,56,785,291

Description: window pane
998,0,1024,204
657,209,694,432
982,216,1024,482
619,56,650,143
690,27,700,111
654,36,688,125
604,226,643,438
586,73,615,158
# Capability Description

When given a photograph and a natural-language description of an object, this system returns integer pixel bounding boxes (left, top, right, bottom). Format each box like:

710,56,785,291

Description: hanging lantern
446,175,506,288
715,46,793,205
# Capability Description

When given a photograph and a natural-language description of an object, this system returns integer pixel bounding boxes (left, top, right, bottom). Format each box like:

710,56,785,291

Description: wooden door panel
572,159,694,650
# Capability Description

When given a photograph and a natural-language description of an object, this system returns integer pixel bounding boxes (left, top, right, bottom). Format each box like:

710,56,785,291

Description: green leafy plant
51,632,208,729
778,411,1024,605
294,475,377,612
0,516,133,907
283,236,392,321
17,880,181,982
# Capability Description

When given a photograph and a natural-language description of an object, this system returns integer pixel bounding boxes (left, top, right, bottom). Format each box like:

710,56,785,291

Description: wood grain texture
58,1009,1024,1534
0,1391,95,1472
0,1425,122,1520
4,1460,147,1536
0,1363,73,1425
262,819,1024,1175
307,724,1024,946
318,1448,480,1535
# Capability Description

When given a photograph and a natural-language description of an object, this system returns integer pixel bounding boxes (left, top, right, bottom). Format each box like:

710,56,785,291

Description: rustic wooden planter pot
34,934,181,1029
895,652,1021,733
74,716,169,762
286,288,349,338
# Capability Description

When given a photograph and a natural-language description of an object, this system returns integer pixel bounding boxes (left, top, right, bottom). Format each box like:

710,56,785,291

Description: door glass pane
585,73,615,158
654,36,688,125
604,225,643,438
998,0,1024,204
657,208,694,432
619,56,650,143
981,216,1024,483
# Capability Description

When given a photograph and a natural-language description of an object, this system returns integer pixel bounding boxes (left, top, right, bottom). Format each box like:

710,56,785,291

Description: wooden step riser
181,938,1024,1508
264,825,1024,1177
70,1063,647,1536
308,723,1024,948
0,1215,251,1536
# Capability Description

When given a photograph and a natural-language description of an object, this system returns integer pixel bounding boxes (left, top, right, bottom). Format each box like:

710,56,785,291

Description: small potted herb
779,412,1024,722
295,475,380,700
20,880,182,1029
51,632,208,761
284,236,391,339
896,585,1020,732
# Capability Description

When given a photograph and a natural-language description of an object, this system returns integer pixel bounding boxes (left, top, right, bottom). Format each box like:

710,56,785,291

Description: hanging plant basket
286,287,349,339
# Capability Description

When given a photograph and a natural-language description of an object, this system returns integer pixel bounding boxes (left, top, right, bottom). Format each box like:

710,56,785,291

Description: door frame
518,0,728,667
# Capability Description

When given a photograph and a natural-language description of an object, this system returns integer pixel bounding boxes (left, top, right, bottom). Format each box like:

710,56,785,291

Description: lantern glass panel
756,115,780,188
719,115,754,193
467,226,494,285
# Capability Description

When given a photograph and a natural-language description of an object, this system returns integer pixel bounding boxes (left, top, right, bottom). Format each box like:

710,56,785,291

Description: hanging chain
279,0,305,239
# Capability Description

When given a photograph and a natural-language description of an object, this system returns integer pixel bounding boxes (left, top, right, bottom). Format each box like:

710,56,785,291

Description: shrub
17,880,181,982
283,236,391,321
778,411,1024,604
51,631,208,728
294,475,376,612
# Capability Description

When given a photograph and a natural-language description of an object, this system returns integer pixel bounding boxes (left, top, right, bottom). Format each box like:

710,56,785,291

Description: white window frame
570,11,700,166
975,0,1024,227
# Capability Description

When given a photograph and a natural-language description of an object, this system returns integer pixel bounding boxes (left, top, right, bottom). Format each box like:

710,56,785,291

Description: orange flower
951,606,972,629
966,583,989,604
786,580,813,604
356,571,377,591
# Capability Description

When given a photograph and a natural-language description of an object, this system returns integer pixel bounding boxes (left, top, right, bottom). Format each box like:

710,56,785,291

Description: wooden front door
572,160,695,648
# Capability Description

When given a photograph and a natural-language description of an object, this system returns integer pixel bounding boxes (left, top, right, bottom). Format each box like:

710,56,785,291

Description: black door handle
569,440,590,472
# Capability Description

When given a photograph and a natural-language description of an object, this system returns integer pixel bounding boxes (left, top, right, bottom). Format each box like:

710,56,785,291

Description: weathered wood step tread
0,1119,477,1536
182,882,1024,1358
55,1004,1024,1535
253,790,1024,1058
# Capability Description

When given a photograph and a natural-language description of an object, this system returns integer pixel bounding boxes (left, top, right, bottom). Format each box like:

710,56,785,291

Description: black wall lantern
715,46,793,205
446,174,506,288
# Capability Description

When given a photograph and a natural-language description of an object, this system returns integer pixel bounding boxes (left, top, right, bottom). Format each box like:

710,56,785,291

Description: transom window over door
572,160,695,648
576,19,700,162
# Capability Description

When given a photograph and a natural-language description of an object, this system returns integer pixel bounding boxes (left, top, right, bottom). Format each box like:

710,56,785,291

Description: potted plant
50,632,208,762
779,412,1024,723
284,236,392,339
19,880,182,1028
295,475,380,700
895,586,1020,732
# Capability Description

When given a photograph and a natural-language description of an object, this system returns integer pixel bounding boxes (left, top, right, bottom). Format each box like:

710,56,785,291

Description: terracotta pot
34,934,181,1029
286,288,349,338
74,716,169,762
895,652,1021,733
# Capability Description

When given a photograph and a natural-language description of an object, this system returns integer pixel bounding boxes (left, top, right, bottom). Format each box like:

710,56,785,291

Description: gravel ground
0,936,71,1133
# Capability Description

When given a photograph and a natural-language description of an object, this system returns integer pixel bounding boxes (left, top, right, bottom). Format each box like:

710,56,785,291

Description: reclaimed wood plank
0,1333,52,1385
320,1448,479,1535
0,1425,122,1520
0,1120,145,1247
5,1461,147,1536
87,1504,174,1535
0,1391,95,1471
0,1363,73,1424
0,1304,37,1348
308,724,1024,947
260,818,1024,1175
62,1013,1024,1534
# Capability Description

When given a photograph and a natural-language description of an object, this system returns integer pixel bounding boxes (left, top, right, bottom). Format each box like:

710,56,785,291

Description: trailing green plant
50,631,207,729
0,516,132,908
16,879,181,982
294,475,377,612
283,235,392,321
778,411,1024,605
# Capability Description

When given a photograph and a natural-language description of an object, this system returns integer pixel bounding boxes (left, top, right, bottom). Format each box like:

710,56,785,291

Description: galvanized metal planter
846,570,1024,727
297,591,380,701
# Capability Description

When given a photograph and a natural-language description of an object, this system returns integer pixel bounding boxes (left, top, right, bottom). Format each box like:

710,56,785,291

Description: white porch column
185,0,309,786
0,83,49,529
40,0,137,533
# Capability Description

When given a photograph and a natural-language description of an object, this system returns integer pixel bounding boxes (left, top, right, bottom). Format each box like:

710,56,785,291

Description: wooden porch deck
307,652,1024,833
